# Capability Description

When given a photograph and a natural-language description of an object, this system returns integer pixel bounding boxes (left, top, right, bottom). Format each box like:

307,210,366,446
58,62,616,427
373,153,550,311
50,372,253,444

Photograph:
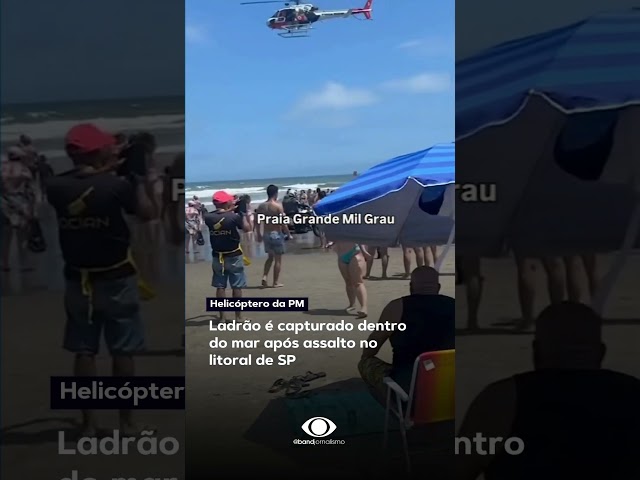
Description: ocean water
185,174,354,206
1,96,184,171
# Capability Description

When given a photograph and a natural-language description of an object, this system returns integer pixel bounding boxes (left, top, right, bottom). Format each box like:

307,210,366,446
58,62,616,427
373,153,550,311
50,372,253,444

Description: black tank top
204,211,242,256
485,369,640,480
389,294,455,390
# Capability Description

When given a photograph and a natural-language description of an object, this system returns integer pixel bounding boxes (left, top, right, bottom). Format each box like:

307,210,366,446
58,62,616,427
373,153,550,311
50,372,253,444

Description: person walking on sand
334,241,371,318
204,191,251,322
401,245,425,278
423,245,438,268
255,184,290,288
364,246,389,279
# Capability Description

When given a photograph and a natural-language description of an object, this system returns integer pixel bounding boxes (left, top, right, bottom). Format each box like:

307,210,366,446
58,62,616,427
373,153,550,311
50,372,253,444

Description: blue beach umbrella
314,143,455,267
456,9,640,312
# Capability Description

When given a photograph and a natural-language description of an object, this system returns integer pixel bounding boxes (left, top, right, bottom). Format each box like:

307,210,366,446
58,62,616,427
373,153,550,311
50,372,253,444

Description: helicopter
240,0,373,37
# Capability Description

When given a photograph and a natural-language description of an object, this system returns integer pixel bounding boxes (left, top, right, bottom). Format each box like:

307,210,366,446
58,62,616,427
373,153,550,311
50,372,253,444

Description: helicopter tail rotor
352,0,373,19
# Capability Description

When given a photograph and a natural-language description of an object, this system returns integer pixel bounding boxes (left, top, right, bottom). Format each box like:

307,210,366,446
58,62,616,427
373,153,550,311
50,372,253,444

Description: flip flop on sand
268,378,287,393
298,371,326,383
356,311,368,319
285,378,310,396
261,279,268,288
272,283,284,288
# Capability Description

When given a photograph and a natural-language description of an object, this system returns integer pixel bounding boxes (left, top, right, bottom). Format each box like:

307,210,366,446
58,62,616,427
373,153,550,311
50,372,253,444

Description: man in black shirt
358,266,454,401
46,123,155,437
457,302,640,479
204,190,250,322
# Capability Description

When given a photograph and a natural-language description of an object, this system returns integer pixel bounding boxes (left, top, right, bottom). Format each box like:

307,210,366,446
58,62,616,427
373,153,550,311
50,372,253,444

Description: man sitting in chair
456,302,640,480
358,266,455,402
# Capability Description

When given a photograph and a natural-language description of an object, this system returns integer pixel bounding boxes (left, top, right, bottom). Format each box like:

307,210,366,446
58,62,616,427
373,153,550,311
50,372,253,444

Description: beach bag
27,220,46,253
196,231,205,246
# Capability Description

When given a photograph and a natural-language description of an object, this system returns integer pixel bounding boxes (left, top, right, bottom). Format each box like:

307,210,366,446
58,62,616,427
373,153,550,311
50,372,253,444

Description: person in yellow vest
46,123,156,438
204,191,251,322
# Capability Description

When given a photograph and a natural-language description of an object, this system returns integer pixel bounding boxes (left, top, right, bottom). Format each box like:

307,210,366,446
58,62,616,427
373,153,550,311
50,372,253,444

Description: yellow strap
216,246,251,271
77,248,156,323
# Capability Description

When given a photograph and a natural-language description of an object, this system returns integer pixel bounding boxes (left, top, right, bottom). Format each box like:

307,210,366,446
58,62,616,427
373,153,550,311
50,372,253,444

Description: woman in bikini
1,147,36,272
334,241,371,318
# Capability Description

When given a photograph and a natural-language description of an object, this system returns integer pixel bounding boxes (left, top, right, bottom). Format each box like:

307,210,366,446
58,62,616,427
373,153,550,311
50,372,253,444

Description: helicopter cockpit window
276,9,295,20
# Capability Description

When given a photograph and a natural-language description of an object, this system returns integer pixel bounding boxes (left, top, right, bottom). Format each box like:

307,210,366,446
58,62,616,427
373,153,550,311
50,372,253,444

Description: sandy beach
185,237,456,478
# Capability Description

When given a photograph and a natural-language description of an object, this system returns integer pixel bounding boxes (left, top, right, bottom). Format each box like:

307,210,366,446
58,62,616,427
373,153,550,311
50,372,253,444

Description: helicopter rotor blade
239,0,301,4
240,1,287,5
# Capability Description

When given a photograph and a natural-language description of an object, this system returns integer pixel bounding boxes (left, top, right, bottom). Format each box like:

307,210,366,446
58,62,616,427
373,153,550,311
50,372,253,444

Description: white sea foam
186,187,266,201
282,183,327,190
1,114,184,143
185,181,339,206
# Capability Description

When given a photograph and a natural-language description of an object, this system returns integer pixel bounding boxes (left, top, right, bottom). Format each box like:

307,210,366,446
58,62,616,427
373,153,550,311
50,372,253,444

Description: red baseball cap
65,124,115,153
212,191,234,204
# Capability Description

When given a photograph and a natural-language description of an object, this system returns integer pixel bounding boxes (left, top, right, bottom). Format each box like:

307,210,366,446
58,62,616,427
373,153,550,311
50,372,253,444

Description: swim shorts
264,231,285,255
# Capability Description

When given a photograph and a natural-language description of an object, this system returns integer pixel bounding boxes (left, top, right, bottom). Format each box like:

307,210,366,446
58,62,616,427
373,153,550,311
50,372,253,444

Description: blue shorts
63,275,145,355
264,231,285,255
212,254,247,289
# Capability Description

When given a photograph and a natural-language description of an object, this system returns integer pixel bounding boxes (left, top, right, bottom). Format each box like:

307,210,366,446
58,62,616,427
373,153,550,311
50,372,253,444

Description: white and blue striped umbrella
457,9,640,140
456,9,640,312
314,143,455,248
455,10,640,260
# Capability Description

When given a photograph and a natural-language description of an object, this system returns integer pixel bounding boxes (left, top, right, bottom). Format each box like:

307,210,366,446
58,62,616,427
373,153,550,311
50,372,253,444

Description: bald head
410,266,440,295
533,302,604,369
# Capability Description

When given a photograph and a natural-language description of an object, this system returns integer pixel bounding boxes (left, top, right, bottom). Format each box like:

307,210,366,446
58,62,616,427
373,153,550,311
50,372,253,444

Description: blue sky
186,0,454,181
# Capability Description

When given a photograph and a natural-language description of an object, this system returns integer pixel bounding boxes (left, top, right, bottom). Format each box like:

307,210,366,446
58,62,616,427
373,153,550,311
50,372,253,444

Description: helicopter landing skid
278,25,311,38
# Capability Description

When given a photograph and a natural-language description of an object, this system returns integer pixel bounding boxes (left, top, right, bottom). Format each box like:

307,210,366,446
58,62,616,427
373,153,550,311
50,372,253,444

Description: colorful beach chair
382,349,455,473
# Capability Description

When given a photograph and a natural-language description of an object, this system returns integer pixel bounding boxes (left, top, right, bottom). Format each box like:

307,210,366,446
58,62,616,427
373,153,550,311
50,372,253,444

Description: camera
117,131,156,178
234,195,250,215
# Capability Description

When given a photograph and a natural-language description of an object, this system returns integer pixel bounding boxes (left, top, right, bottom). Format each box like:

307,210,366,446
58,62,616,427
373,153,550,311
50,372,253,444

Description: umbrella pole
435,224,455,273
591,197,640,315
